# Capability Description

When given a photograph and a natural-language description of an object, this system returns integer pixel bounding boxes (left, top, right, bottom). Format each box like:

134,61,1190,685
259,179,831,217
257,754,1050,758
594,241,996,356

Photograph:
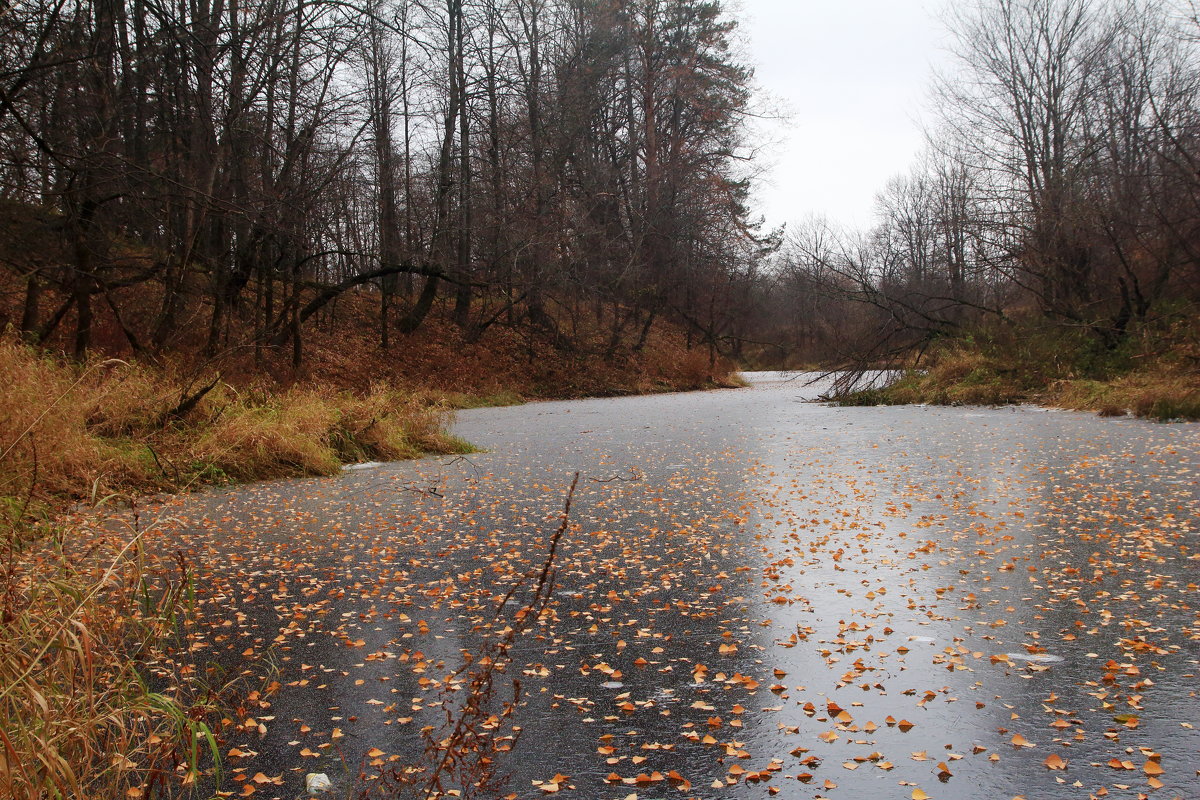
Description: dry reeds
0,335,471,502
0,357,218,800
0,515,218,800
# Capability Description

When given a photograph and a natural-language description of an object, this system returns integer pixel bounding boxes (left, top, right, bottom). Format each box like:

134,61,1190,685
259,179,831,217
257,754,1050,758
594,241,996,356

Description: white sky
737,0,954,232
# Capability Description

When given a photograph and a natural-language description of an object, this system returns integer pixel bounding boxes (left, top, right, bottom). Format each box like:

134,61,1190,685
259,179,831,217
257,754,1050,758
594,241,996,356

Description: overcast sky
736,0,954,233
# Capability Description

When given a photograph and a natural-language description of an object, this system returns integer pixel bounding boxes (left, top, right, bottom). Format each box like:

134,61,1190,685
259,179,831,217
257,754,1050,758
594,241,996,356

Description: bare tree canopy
759,0,1200,376
0,0,774,368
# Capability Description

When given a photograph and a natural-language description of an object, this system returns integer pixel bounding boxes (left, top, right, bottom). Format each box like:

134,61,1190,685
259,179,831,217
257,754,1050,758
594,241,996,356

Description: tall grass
0,510,222,799
0,335,472,502
0,353,219,799
190,384,470,481
0,334,475,798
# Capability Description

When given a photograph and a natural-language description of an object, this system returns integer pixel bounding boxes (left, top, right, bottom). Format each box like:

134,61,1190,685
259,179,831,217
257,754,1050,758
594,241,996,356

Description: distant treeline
751,0,1200,368
5,0,1196,374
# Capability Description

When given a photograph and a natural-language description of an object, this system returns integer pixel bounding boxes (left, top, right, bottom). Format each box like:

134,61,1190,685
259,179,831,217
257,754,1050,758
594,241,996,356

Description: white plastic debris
305,773,333,795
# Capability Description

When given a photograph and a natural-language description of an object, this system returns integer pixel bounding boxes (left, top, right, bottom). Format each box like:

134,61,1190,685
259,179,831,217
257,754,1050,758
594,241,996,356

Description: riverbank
839,315,1200,420
0,324,740,508
0,336,471,505
0,325,739,799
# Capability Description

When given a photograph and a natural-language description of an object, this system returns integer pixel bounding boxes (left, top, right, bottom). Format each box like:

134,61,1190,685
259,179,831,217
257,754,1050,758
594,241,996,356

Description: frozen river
140,372,1199,799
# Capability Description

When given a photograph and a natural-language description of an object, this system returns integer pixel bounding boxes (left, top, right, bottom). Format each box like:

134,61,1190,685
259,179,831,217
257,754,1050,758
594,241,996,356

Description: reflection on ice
1005,652,1065,664
342,461,385,471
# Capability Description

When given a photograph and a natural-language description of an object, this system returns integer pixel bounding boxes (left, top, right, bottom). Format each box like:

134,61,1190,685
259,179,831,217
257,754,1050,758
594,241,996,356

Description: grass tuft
840,313,1200,421
0,335,473,502
0,505,221,799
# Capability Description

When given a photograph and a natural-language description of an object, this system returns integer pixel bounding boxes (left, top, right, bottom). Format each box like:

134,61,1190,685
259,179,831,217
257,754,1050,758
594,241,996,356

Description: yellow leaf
1044,754,1067,770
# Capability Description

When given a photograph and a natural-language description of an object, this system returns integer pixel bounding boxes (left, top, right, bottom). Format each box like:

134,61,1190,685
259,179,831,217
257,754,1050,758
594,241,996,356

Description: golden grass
0,341,218,798
849,315,1200,420
0,336,472,502
1,356,221,800
188,384,471,481
881,346,1029,407
0,343,151,499
1049,370,1200,420
0,516,217,800
920,347,1200,420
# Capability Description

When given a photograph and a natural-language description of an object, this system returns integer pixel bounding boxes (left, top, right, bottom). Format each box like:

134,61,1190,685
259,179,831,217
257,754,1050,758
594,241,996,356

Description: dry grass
0,514,218,800
880,346,1030,407
189,384,471,482
0,336,472,503
0,360,221,800
1050,371,1200,420
844,314,1200,421
0,342,155,499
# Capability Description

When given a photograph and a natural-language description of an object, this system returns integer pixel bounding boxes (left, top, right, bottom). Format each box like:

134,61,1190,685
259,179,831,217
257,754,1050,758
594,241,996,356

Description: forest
3,2,1200,799
2,0,1199,402
0,0,771,376
762,0,1200,395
